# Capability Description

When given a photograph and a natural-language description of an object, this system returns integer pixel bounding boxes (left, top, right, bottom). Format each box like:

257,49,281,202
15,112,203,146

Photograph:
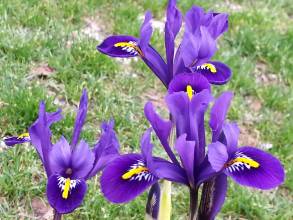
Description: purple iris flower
145,90,214,189
199,91,285,219
144,84,284,219
97,0,231,87
174,6,231,85
28,89,120,215
100,128,187,203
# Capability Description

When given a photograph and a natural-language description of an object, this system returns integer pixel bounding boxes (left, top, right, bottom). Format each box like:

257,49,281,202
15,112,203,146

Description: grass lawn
0,0,292,219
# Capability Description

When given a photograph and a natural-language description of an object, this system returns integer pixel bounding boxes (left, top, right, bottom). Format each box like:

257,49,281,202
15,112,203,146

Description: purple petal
49,136,72,175
47,174,87,214
153,158,188,185
142,45,168,87
173,45,191,75
166,89,212,144
165,0,182,78
199,174,227,219
140,128,154,169
29,102,62,176
168,72,211,94
196,157,217,186
71,140,95,179
225,147,285,189
166,0,182,37
165,24,175,78
207,13,229,39
86,120,120,179
139,11,153,51
209,91,233,142
174,134,195,185
180,30,201,68
146,183,160,219
208,142,228,172
209,174,227,219
46,109,63,127
71,89,88,148
3,135,30,147
144,102,179,165
197,27,217,61
190,90,213,164
185,6,205,33
195,61,232,85
100,154,158,203
97,35,140,57
221,122,239,153
165,92,190,138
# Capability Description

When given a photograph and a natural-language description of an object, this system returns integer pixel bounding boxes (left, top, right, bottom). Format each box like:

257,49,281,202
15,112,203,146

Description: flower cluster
3,0,285,219
97,0,285,219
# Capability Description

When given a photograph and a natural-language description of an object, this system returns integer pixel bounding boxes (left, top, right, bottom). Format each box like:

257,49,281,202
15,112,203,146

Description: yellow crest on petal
197,63,217,73
122,167,149,180
114,41,144,57
17,132,29,139
62,178,71,199
186,85,194,101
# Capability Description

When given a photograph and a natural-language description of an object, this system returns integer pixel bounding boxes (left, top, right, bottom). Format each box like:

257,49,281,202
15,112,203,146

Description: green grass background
0,0,292,219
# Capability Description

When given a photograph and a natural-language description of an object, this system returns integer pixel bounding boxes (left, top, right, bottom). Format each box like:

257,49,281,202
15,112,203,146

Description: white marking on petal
57,176,80,193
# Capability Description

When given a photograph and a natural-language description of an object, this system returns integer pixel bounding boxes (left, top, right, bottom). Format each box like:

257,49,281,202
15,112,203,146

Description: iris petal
196,61,232,85
225,147,285,189
100,154,158,203
46,174,87,214
97,35,140,58
168,72,211,94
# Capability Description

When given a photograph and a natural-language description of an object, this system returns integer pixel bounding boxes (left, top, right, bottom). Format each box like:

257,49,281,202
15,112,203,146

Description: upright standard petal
71,89,88,148
221,122,239,153
165,92,191,139
185,6,205,33
166,0,182,36
207,13,229,39
208,141,228,172
47,174,87,214
97,35,141,57
49,136,72,175
179,25,217,70
100,154,158,203
194,61,232,85
71,140,95,179
29,102,62,176
225,147,285,189
165,0,182,78
209,91,233,142
174,134,195,185
140,128,154,169
144,102,179,165
190,89,213,164
46,109,63,127
139,11,153,52
86,120,120,179
180,30,201,69
197,27,217,62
